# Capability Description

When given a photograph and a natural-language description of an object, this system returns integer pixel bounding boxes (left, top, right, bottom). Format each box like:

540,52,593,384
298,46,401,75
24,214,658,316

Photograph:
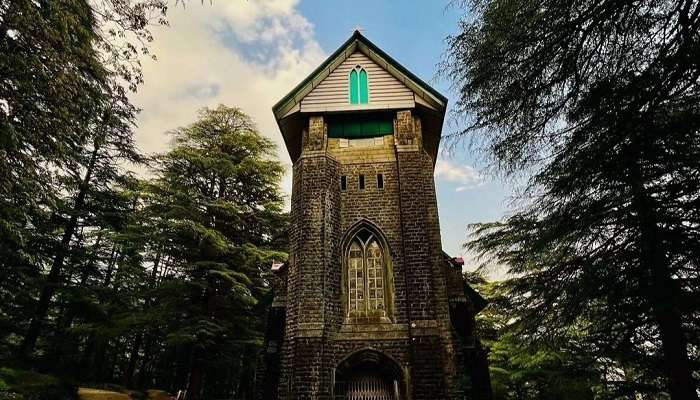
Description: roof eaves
355,32,447,105
272,32,361,116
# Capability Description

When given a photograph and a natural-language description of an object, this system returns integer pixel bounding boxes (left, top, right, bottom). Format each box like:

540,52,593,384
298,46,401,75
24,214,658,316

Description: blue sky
131,0,512,264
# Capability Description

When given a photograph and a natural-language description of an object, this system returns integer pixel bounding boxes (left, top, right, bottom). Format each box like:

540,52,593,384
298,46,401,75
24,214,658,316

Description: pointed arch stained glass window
358,69,368,103
349,66,369,104
346,232,386,318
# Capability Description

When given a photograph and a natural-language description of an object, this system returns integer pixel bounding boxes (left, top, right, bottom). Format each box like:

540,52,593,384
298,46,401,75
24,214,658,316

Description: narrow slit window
341,176,347,191
359,175,365,190
377,174,384,189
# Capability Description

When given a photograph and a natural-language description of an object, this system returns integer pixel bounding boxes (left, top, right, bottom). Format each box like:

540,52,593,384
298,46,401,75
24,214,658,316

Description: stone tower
256,31,492,400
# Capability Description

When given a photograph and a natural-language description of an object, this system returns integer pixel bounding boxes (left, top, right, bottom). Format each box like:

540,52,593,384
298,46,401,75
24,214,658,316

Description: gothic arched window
349,66,369,105
346,229,387,319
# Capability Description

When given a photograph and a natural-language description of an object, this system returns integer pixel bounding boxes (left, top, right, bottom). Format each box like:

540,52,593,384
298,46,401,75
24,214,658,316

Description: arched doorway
334,350,405,400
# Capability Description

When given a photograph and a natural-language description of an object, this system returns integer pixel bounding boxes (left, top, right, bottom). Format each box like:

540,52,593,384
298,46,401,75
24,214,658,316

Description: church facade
256,31,492,400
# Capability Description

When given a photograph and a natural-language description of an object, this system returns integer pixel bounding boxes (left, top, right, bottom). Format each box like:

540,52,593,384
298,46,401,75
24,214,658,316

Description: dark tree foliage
1,105,288,400
1,2,290,399
1,0,167,361
469,272,617,400
1,0,106,304
139,105,287,400
443,0,700,398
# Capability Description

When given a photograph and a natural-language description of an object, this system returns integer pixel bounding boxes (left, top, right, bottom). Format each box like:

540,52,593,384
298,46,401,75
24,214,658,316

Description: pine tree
141,105,286,399
443,1,700,397
1,0,167,362
1,1,107,354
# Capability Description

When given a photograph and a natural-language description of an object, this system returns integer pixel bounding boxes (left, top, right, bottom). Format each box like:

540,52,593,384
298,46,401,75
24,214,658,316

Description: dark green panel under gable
346,121,362,136
328,118,394,139
361,121,378,134
378,120,393,134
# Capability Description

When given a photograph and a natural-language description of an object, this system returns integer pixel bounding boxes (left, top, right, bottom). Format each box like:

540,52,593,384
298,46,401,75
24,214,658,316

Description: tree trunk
127,250,162,388
78,231,106,286
103,245,121,288
185,344,206,400
109,337,126,382
644,234,697,400
19,137,102,360
185,286,216,400
174,344,190,393
238,345,257,400
630,157,698,400
137,333,156,389
123,332,143,388
92,338,109,381
654,307,697,400
80,245,122,378
59,232,105,332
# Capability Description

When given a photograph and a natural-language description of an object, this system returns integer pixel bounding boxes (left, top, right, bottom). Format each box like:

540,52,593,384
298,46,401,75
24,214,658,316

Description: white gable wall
300,51,415,113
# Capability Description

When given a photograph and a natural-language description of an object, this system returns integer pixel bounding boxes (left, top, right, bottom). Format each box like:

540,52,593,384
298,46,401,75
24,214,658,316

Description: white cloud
434,157,484,192
130,0,326,207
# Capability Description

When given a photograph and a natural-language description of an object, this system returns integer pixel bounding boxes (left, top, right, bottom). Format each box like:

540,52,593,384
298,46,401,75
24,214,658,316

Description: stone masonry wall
276,111,462,400
279,116,340,399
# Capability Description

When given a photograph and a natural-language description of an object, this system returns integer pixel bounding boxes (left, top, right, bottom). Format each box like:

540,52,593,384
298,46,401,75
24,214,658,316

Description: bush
0,368,77,400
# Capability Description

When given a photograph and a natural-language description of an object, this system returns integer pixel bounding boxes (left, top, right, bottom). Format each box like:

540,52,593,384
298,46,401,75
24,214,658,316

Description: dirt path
78,387,131,400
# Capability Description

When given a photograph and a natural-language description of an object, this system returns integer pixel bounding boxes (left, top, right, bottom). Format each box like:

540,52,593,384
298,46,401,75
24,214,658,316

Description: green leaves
449,0,700,397
471,273,601,400
130,105,288,397
0,1,289,397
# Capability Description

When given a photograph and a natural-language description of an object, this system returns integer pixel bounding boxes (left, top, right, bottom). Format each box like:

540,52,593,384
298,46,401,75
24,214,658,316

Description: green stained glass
349,69,359,104
349,67,369,105
359,69,368,104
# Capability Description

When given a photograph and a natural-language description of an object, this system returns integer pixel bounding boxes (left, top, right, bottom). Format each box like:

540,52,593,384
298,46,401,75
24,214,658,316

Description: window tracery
345,228,388,319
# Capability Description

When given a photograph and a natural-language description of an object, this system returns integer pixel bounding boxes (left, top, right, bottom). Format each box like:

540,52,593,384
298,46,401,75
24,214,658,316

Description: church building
255,31,492,400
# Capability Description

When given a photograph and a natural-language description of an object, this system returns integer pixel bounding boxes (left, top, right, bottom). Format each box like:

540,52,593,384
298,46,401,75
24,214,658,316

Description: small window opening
377,174,384,189
359,175,365,190
341,176,347,191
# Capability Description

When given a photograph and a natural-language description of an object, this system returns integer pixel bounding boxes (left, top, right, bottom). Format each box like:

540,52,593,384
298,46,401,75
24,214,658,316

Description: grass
0,367,76,399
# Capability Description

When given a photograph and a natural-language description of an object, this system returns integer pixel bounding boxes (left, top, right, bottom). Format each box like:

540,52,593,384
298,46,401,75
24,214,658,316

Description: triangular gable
273,31,447,119
300,51,414,113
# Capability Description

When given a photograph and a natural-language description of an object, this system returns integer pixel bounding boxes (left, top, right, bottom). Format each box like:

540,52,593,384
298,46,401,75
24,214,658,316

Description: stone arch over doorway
333,349,407,400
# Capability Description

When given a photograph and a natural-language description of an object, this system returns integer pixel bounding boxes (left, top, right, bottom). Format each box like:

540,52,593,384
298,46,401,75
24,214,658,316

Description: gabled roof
272,30,447,119
442,251,489,313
